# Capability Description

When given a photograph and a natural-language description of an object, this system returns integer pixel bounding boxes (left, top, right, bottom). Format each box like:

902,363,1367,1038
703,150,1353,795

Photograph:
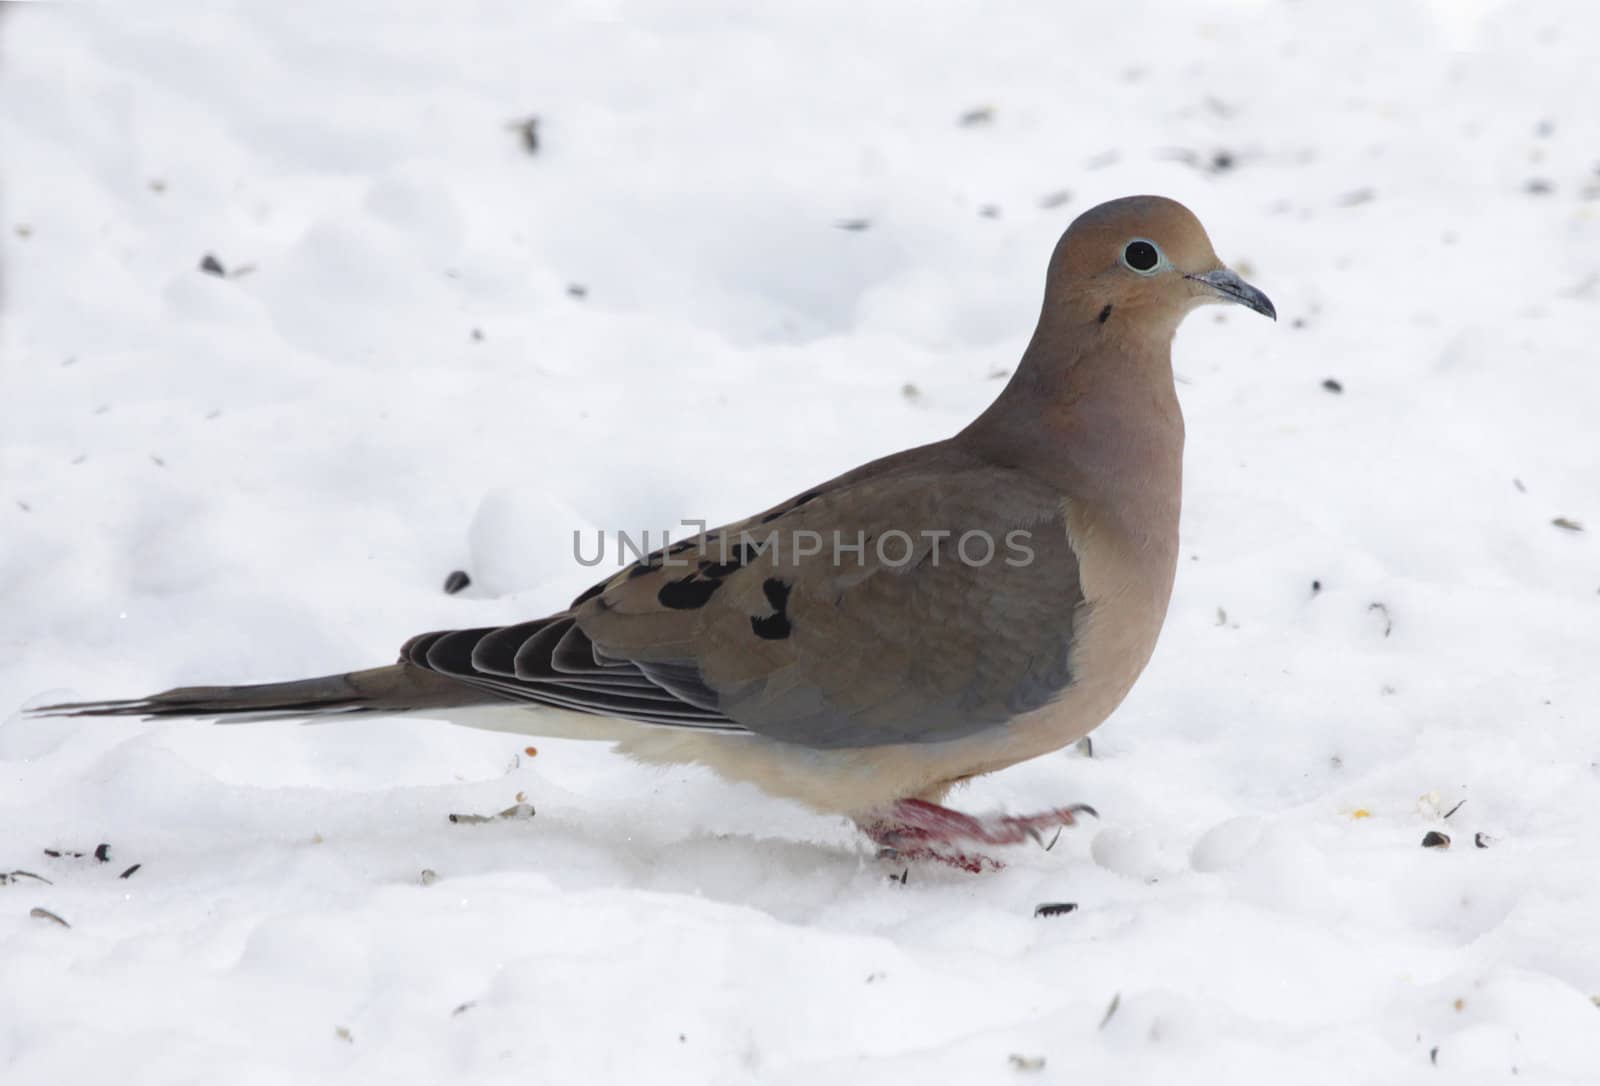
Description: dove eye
1121,239,1162,274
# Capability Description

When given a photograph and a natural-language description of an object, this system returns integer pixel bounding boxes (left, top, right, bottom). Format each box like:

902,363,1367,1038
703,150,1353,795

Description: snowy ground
4,1,1599,1082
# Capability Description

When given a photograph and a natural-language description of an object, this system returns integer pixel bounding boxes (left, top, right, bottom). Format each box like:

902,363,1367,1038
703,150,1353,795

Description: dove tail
29,664,498,722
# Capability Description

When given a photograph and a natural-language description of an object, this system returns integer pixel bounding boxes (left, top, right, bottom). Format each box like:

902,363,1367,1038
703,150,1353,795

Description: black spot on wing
697,539,760,579
751,577,793,640
657,573,723,610
751,613,792,640
761,578,790,611
1098,304,1113,324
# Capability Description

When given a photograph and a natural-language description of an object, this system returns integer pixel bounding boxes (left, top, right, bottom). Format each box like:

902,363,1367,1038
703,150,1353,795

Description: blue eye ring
1121,238,1163,275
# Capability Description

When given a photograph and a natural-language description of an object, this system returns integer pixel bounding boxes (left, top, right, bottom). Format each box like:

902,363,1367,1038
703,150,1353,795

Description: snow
3,0,1599,1081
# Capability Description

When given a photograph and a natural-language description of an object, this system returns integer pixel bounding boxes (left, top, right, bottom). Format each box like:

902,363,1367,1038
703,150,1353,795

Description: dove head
1044,195,1275,333
963,194,1272,509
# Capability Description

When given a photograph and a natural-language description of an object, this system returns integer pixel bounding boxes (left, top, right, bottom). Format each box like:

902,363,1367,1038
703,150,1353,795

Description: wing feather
401,445,1084,749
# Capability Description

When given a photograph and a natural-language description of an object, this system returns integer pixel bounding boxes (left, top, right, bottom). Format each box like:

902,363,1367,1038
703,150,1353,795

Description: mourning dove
38,195,1274,868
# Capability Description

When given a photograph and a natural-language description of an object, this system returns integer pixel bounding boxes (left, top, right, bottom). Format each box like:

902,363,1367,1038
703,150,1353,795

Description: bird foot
858,798,1098,873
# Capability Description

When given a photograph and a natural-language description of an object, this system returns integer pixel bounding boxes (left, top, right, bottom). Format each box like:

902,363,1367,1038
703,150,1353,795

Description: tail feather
30,663,497,721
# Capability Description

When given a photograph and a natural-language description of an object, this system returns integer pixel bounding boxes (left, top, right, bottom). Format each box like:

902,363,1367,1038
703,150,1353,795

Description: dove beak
1188,267,1276,321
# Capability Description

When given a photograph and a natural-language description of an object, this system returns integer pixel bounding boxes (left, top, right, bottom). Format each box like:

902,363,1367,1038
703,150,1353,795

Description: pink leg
857,798,1098,873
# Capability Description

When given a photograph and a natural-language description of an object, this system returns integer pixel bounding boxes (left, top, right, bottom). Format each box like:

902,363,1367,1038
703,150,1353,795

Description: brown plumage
36,195,1273,849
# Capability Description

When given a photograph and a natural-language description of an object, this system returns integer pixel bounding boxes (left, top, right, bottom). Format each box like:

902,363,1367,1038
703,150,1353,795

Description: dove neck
959,316,1185,541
